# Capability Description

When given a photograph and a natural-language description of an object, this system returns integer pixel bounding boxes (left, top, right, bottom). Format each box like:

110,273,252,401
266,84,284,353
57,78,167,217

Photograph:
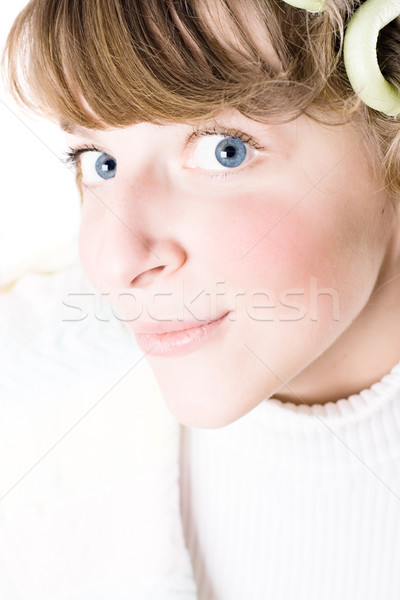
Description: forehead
59,108,265,139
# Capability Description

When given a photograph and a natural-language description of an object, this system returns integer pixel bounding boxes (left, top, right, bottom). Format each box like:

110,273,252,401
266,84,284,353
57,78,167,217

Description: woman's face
65,109,396,427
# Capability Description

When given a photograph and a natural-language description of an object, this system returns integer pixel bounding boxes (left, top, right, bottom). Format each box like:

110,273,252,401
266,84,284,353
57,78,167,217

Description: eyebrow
60,120,100,138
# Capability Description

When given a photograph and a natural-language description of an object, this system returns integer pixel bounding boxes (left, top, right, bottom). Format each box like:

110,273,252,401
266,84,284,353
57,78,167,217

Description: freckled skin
73,110,400,428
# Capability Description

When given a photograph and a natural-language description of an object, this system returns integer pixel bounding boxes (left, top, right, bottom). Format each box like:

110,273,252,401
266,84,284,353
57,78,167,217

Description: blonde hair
3,0,400,208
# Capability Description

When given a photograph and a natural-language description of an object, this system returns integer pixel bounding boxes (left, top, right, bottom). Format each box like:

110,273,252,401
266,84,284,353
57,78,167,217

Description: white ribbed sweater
179,359,400,600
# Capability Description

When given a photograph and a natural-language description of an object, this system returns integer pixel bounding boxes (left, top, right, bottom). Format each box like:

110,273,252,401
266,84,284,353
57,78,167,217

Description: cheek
212,194,341,293
77,210,101,288
78,220,91,269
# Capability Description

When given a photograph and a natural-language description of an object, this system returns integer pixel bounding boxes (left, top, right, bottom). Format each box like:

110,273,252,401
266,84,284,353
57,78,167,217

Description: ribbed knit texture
179,359,400,600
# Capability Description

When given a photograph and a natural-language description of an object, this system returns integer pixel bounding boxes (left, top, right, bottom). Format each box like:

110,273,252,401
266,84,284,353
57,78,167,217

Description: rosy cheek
215,194,342,297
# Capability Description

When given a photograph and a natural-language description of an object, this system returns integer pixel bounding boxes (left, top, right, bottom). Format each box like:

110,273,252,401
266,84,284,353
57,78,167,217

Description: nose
79,182,187,291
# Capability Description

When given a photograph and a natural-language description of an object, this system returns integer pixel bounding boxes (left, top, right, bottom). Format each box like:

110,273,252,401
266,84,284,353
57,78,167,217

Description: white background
0,1,81,287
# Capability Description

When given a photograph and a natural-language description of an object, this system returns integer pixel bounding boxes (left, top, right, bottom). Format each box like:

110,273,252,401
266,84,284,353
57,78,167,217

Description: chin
158,384,264,430
146,341,280,428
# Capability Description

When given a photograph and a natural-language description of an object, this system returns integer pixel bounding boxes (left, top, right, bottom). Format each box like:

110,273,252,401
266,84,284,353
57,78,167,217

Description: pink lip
135,315,225,335
134,312,230,356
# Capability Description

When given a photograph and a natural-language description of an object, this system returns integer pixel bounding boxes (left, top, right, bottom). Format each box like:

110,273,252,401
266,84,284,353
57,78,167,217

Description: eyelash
63,143,100,168
189,126,264,150
62,128,265,180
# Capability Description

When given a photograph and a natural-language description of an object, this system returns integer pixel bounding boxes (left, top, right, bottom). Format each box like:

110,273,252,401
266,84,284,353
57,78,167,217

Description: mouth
134,312,230,357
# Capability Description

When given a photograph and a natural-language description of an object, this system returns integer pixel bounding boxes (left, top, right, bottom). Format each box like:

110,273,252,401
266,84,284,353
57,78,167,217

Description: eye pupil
215,137,246,168
101,160,113,171
221,145,236,159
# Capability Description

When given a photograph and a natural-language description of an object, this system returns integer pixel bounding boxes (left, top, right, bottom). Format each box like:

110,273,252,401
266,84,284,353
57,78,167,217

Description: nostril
131,265,166,286
149,265,166,277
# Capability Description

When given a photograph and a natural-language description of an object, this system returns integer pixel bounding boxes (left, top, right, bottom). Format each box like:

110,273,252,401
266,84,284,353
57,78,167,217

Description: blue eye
187,133,258,173
95,153,117,179
75,150,117,184
215,137,247,168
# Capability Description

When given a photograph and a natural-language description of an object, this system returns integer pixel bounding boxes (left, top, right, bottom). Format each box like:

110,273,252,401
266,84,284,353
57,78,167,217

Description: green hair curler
282,0,400,116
